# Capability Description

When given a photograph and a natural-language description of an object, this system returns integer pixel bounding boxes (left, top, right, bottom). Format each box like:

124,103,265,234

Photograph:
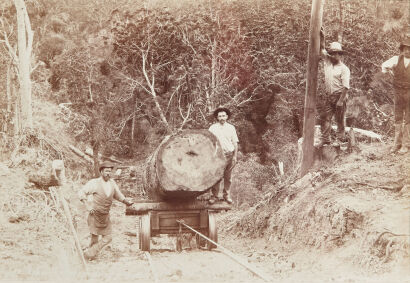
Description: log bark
28,160,65,189
28,173,59,189
143,129,226,200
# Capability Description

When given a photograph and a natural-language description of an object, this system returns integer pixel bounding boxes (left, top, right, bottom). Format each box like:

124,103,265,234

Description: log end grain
152,130,226,199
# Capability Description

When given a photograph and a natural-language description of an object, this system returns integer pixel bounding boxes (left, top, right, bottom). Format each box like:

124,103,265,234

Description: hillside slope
0,139,409,281
224,142,409,280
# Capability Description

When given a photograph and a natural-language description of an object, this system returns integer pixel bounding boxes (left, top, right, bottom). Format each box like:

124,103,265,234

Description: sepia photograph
0,0,409,282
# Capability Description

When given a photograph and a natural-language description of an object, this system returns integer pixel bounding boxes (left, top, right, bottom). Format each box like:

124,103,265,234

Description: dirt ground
0,142,409,282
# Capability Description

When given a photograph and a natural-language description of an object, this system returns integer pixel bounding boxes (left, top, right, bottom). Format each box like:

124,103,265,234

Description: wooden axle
125,200,232,215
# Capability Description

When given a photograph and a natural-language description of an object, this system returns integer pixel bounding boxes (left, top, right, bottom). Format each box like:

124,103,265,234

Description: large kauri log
143,129,226,200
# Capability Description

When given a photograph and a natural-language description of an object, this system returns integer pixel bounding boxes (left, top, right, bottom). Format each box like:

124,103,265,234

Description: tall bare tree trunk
92,141,100,177
130,94,138,156
337,0,344,43
210,40,217,112
14,87,21,136
300,0,324,177
14,0,33,131
5,63,12,133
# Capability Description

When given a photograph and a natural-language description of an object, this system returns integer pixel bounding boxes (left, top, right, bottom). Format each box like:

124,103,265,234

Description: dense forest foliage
0,0,408,185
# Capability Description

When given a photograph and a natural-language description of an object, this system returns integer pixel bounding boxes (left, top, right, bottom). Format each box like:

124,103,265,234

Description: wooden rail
176,220,273,282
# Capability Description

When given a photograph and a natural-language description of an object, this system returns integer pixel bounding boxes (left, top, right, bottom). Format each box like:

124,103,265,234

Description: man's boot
84,235,112,260
398,124,409,154
391,123,403,153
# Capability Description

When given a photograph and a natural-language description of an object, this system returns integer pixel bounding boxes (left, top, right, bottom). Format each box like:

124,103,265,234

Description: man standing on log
318,30,351,145
382,36,410,154
208,107,239,204
78,161,133,260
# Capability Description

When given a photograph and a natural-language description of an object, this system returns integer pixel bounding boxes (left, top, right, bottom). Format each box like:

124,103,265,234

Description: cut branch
68,144,93,163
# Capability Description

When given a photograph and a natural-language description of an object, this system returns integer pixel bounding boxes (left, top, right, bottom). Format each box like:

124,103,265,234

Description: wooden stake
50,160,89,278
300,0,325,177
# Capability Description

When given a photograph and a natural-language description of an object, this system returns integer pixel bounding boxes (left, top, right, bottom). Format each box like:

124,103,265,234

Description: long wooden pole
300,0,324,177
50,161,89,278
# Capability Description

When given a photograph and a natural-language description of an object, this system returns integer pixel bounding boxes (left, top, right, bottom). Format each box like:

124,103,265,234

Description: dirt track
0,143,409,282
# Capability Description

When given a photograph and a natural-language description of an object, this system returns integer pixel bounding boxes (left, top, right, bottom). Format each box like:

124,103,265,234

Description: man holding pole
78,161,133,260
318,30,351,145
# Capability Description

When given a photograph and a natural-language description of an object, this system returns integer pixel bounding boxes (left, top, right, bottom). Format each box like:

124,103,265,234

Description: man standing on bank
78,161,133,260
319,30,351,145
208,107,239,204
382,36,410,154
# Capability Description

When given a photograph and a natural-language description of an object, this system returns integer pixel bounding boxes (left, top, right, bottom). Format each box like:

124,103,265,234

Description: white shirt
78,177,124,200
323,60,350,94
209,122,239,154
101,178,114,197
381,56,410,73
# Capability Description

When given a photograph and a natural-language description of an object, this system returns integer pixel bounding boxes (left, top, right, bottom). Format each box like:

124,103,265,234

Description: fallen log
331,126,382,142
68,145,93,163
28,160,65,189
28,173,59,189
84,147,123,164
143,129,226,200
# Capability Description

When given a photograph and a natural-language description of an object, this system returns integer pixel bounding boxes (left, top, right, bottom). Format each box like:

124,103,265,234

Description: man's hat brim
400,42,410,50
213,107,231,118
99,161,114,172
328,50,346,55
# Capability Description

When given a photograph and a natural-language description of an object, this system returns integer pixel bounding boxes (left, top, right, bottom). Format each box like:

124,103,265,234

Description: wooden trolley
125,200,231,252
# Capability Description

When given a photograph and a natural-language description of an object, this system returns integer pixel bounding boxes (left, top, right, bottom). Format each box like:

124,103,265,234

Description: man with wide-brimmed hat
382,36,410,154
208,106,239,204
78,161,133,260
318,38,351,145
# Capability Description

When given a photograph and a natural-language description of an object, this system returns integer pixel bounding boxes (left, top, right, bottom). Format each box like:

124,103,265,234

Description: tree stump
28,160,65,189
143,129,226,200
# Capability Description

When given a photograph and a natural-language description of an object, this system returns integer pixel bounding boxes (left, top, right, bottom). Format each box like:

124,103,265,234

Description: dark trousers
211,152,233,199
317,92,346,143
394,87,410,125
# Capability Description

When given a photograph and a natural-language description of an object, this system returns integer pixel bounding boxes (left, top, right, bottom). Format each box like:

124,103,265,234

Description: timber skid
125,200,231,252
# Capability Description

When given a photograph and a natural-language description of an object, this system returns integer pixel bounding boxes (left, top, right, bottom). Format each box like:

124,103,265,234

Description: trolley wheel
139,213,151,252
195,232,206,248
207,212,217,250
176,236,182,252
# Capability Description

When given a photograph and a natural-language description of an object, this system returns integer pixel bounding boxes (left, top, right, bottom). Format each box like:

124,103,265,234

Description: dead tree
300,0,325,177
14,0,34,131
